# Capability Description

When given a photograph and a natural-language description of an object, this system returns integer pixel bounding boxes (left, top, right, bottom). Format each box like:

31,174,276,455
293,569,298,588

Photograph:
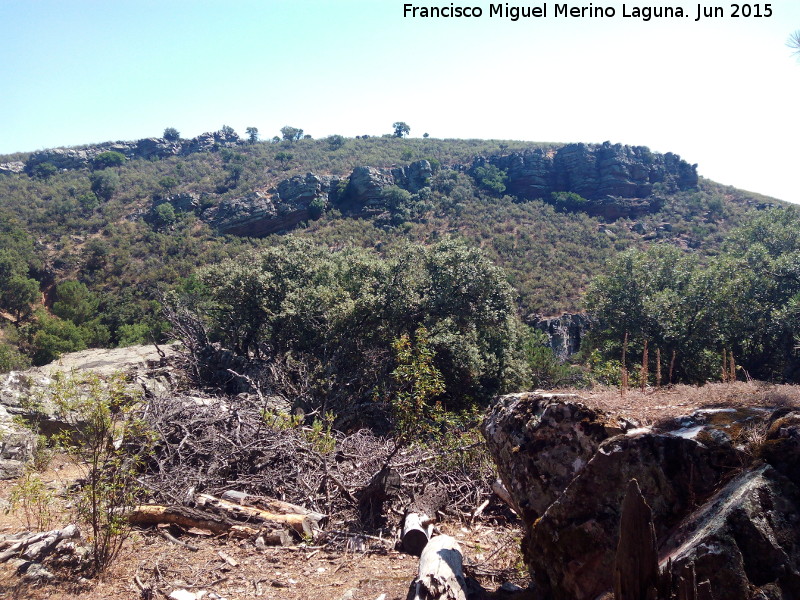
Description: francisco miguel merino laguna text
403,3,751,21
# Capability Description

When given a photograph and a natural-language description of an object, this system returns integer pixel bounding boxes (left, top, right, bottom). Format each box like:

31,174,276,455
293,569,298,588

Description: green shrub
0,338,31,373
30,162,58,180
49,371,152,575
30,312,87,365
472,164,508,195
308,197,326,220
9,471,56,530
92,151,126,170
52,280,99,325
390,326,446,443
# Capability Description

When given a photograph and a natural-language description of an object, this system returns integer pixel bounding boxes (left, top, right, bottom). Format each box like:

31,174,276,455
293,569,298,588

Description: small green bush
49,371,152,575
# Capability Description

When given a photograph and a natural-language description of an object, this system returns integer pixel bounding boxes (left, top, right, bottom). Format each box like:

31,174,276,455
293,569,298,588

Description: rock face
472,142,697,219
211,173,341,237
343,166,395,209
0,161,25,174
533,313,591,359
391,160,432,193
659,464,800,600
483,395,800,600
209,160,435,237
162,192,202,214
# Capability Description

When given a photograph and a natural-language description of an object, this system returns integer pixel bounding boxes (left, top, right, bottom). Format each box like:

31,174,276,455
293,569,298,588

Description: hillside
0,129,784,369
1,132,799,600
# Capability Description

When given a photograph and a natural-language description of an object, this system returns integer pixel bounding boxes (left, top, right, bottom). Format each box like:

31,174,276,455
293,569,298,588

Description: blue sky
1,1,799,202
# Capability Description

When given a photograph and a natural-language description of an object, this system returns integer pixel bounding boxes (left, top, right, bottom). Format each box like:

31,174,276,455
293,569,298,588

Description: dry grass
565,382,800,428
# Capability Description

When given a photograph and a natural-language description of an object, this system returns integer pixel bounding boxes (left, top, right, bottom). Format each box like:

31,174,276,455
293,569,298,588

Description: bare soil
0,455,526,600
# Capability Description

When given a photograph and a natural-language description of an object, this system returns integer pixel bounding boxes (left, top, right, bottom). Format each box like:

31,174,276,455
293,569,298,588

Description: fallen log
128,494,312,544
407,534,468,600
128,504,245,535
0,524,80,563
220,491,326,525
402,512,432,557
195,493,315,538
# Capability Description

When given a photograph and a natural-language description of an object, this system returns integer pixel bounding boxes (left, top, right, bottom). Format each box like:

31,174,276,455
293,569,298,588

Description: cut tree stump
402,512,432,557
407,534,468,600
490,479,518,514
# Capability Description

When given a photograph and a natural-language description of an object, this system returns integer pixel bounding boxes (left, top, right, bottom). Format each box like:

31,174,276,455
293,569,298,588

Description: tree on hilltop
163,127,180,141
393,122,411,138
280,126,304,142
246,127,259,144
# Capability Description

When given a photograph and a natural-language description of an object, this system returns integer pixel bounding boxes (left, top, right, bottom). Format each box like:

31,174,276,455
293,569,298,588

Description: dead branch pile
138,393,496,536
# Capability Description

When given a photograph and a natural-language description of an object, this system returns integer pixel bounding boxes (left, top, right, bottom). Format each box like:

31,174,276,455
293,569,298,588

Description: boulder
659,464,800,600
0,161,25,174
163,192,202,214
343,166,394,209
391,160,432,193
0,344,181,454
180,129,241,154
0,402,36,478
759,409,800,484
526,430,741,600
482,392,633,522
26,147,95,170
211,190,279,236
134,137,182,160
483,395,800,600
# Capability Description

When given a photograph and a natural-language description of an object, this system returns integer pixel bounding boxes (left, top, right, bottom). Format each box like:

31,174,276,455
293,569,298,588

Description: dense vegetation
0,128,788,406
168,237,532,426
586,207,800,384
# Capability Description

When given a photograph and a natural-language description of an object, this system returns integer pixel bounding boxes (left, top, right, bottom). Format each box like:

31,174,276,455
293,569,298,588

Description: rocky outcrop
161,192,202,214
0,402,35,478
24,130,242,172
483,395,800,600
473,142,697,219
0,161,25,174
391,160,432,193
210,173,341,237
209,160,435,237
533,313,591,359
482,392,635,523
0,344,183,477
659,464,800,600
179,129,241,154
342,166,395,209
